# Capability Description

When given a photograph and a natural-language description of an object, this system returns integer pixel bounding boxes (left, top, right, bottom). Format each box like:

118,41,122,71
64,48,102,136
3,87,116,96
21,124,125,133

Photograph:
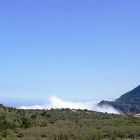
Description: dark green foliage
31,114,37,120
21,117,32,128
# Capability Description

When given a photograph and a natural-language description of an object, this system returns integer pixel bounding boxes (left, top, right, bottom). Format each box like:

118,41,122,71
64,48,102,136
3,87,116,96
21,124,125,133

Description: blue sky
0,0,140,107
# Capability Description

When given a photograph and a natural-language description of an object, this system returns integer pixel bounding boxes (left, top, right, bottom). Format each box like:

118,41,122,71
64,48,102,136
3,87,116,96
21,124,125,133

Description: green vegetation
0,105,140,140
99,85,140,114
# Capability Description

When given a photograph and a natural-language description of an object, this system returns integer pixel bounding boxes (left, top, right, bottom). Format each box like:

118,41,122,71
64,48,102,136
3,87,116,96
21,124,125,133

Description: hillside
0,104,140,139
0,86,140,139
99,85,140,114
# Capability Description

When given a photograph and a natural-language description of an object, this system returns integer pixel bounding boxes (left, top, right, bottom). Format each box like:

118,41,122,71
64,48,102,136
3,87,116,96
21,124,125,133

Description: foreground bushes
0,107,140,139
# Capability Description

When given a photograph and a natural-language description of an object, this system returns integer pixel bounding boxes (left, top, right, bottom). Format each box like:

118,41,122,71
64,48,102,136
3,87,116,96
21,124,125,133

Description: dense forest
0,104,140,140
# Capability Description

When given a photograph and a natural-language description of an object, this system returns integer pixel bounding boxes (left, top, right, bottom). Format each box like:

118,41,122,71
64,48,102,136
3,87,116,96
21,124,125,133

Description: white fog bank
18,96,120,114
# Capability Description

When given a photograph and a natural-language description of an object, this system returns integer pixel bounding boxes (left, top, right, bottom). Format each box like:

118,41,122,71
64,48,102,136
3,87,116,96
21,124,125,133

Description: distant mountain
98,85,140,114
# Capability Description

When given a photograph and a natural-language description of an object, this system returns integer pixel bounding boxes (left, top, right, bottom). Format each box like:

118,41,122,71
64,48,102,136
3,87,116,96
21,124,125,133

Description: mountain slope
116,85,140,104
99,85,140,114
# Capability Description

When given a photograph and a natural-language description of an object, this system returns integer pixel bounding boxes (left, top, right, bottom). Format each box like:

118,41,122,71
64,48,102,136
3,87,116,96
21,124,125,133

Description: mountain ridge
98,85,140,114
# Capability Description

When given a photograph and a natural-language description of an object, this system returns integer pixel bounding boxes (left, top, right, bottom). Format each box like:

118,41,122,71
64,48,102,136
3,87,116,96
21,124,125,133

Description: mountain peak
99,85,140,114
117,85,140,103
133,85,140,90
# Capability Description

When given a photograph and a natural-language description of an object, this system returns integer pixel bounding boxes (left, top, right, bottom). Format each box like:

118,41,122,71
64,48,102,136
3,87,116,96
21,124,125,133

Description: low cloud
19,96,120,114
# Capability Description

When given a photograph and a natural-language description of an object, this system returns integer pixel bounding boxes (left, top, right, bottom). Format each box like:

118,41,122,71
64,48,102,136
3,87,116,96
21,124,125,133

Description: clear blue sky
0,0,140,106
